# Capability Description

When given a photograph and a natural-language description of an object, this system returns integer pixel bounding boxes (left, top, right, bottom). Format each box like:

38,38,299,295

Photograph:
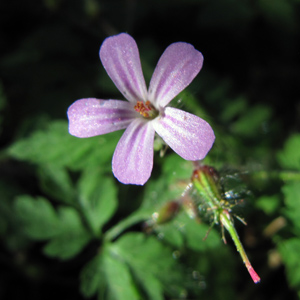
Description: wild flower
68,33,215,185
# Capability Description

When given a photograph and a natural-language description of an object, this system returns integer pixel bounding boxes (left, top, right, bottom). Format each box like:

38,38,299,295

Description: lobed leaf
14,195,60,239
8,120,122,171
80,245,140,300
78,168,118,235
80,255,105,298
112,232,185,299
103,248,140,300
15,195,92,259
38,164,75,204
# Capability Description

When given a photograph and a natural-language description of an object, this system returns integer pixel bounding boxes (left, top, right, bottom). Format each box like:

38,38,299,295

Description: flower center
134,101,158,119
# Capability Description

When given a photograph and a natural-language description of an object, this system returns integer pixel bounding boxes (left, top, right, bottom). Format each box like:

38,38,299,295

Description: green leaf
112,232,185,299
162,153,194,186
220,96,247,123
78,167,118,235
255,195,280,215
38,164,75,204
174,89,211,118
80,246,141,300
14,195,60,239
154,212,222,251
278,238,300,289
8,120,122,171
15,195,92,259
277,134,300,171
140,156,191,215
282,182,300,233
180,214,222,251
0,180,29,251
231,105,272,137
43,207,92,259
154,222,184,249
80,255,105,298
103,247,140,300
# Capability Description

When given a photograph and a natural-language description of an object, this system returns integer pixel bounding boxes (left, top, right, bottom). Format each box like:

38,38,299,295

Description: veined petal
112,118,155,185
100,33,148,103
153,107,215,160
67,98,137,138
148,42,203,108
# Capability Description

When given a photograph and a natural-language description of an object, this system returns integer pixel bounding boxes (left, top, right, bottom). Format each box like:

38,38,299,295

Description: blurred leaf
78,167,118,235
80,255,105,298
81,245,140,300
38,164,75,204
8,120,122,171
153,212,222,251
278,238,300,289
220,96,247,122
230,105,272,137
282,182,300,233
112,232,185,299
108,167,187,244
139,153,192,214
15,195,92,259
255,195,280,215
0,180,29,251
162,153,194,185
154,222,184,248
277,134,300,171
15,195,60,239
112,156,221,251
174,89,211,121
179,214,222,251
43,207,92,259
103,248,140,300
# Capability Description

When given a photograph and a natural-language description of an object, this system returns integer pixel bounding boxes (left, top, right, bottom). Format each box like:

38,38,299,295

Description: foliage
1,0,300,299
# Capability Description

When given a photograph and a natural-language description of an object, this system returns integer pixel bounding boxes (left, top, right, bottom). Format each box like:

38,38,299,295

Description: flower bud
152,201,181,225
191,165,223,210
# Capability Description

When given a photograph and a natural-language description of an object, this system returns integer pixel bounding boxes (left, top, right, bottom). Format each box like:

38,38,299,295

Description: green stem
104,211,149,242
220,210,260,283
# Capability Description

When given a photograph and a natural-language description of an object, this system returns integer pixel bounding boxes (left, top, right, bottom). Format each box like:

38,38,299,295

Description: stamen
134,101,158,119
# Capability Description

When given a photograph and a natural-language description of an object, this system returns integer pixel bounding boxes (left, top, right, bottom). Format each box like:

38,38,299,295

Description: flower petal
148,42,203,108
112,118,155,185
67,98,137,138
100,33,147,103
152,107,215,160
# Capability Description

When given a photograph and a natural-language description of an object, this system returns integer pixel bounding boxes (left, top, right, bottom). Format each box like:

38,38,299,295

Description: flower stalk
219,209,261,283
191,165,261,283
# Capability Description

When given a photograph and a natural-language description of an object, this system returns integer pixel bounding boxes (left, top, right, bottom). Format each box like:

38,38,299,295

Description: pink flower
67,33,215,185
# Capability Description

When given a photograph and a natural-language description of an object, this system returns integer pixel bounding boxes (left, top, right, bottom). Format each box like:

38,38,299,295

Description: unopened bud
191,165,222,209
152,201,180,225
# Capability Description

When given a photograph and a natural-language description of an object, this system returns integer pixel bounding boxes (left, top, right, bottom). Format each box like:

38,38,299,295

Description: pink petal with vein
148,42,203,108
100,33,147,103
152,107,215,160
67,98,137,138
112,119,155,185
